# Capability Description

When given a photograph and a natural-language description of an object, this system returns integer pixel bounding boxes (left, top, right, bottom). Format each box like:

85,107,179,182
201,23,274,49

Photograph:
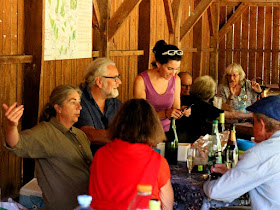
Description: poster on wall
44,0,92,61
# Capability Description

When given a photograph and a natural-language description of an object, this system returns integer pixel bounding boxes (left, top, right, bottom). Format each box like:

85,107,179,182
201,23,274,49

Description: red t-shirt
89,139,170,210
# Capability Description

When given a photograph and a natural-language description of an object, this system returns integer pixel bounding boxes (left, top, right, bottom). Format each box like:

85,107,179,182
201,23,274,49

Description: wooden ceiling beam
163,0,175,34
180,0,213,40
92,0,100,29
218,2,248,43
108,0,142,41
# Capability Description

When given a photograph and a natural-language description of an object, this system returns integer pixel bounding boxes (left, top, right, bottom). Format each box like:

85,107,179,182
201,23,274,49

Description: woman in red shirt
89,99,174,210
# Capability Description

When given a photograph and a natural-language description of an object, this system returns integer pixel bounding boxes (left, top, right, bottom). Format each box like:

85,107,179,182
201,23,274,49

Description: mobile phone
181,104,194,113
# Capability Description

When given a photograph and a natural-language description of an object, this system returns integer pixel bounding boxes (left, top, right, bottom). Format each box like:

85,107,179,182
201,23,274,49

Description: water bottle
74,195,93,210
128,184,152,210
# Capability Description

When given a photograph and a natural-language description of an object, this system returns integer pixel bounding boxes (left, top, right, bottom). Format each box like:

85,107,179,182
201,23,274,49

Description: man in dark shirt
178,72,192,96
75,57,122,154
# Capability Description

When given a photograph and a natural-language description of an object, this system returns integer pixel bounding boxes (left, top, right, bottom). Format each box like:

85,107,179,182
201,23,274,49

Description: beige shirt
5,117,93,210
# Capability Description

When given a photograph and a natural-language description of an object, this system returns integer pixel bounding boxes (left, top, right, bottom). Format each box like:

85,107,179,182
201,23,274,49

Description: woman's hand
251,80,262,93
229,82,237,96
181,105,191,117
165,108,183,119
2,102,24,127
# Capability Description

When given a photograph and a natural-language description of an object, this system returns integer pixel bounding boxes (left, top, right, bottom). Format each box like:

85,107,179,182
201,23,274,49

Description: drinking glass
187,147,196,174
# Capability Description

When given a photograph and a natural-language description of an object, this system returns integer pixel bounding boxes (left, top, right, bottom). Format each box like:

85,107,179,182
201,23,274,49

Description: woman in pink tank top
134,40,191,132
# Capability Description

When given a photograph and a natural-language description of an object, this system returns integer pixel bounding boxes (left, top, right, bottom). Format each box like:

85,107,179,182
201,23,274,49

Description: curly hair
222,63,246,86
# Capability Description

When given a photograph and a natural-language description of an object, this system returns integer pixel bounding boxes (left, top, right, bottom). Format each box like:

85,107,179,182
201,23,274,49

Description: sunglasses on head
162,50,183,56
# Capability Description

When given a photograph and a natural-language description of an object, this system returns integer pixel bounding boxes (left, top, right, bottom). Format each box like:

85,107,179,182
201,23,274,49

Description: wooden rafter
163,0,174,33
180,0,213,40
108,0,142,41
218,2,249,42
92,0,100,29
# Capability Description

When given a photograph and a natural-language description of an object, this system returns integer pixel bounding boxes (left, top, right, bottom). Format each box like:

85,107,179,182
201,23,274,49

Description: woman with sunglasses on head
217,63,262,112
134,40,191,132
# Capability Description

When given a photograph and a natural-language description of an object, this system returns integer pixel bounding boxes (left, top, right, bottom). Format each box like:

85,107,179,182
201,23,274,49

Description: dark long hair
151,40,182,67
109,99,166,146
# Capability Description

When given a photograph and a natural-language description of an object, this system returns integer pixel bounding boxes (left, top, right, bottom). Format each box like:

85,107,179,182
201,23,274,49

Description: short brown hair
109,99,166,146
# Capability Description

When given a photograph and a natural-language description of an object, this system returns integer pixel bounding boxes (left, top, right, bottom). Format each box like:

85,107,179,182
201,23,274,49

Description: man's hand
211,163,228,175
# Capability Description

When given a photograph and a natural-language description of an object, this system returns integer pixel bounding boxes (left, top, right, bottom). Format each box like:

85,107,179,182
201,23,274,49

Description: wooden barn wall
218,5,280,86
0,0,24,197
0,0,212,198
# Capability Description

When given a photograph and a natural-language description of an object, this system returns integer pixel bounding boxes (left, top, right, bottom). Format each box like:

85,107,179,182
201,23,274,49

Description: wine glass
187,147,196,175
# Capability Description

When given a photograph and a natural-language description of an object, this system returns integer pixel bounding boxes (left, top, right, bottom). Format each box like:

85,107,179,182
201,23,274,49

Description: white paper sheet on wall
44,0,92,60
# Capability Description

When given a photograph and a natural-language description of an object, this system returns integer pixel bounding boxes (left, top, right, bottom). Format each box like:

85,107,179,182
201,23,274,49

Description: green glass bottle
165,118,178,165
208,120,222,178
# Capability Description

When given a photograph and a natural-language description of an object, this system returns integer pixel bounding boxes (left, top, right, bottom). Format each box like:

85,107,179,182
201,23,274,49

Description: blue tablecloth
170,162,250,209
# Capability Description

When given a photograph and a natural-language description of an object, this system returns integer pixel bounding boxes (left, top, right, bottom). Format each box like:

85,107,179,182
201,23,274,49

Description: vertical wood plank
138,0,151,73
218,6,226,83
192,0,203,79
271,7,279,85
241,8,249,76
0,0,3,54
226,6,234,66
248,6,257,80
256,7,264,80
264,6,272,85
233,8,241,64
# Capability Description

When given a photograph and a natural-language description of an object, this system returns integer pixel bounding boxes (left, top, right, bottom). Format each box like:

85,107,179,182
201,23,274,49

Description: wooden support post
138,0,151,74
92,0,110,57
22,0,44,184
169,0,182,46
209,2,220,82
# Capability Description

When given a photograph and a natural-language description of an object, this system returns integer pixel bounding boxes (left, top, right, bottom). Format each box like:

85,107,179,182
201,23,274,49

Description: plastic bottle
128,184,152,210
149,199,161,210
74,195,93,210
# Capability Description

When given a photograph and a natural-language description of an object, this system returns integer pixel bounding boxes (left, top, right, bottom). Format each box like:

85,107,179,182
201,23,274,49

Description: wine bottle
219,112,225,133
208,120,222,179
224,124,239,169
165,118,178,165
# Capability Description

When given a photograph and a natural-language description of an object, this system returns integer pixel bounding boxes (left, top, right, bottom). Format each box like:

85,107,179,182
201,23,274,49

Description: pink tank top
140,70,175,132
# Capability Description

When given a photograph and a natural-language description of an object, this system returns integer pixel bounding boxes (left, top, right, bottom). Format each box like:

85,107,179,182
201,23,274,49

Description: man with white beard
75,58,122,155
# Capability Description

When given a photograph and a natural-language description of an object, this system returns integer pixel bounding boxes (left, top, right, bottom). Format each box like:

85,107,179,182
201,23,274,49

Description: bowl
237,138,255,151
